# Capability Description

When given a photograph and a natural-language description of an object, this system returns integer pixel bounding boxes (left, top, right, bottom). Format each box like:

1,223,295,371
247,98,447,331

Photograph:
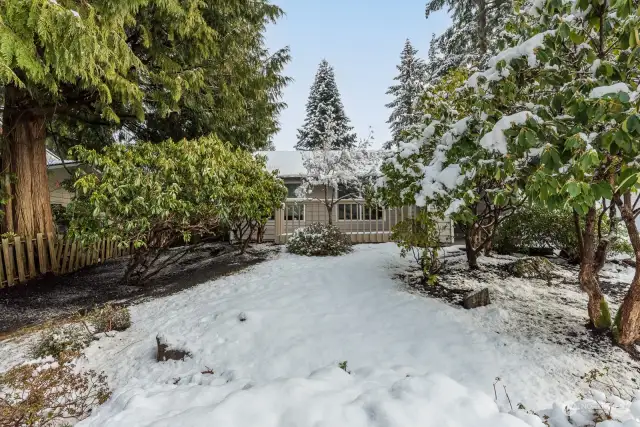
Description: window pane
363,206,383,220
285,184,299,198
338,203,361,220
286,204,304,221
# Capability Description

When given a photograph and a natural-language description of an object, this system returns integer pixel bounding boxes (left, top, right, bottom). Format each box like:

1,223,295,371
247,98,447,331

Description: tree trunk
579,207,608,329
326,205,333,225
614,193,640,345
2,85,55,236
464,227,479,269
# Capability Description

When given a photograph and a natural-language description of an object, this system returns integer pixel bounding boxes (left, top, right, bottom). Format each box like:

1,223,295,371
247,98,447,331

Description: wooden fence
275,201,455,244
0,233,132,288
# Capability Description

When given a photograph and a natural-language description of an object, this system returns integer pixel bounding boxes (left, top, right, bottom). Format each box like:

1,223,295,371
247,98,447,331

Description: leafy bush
68,135,286,284
0,353,110,426
286,223,352,256
31,325,93,360
493,205,576,257
494,205,634,260
90,305,131,333
391,211,442,284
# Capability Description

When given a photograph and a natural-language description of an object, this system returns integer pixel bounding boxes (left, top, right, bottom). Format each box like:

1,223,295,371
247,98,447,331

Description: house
47,149,79,207
256,151,455,244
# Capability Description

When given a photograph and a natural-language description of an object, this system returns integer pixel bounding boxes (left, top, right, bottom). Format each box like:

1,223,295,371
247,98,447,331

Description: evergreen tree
385,39,427,149
424,0,511,80
296,60,356,150
0,0,289,236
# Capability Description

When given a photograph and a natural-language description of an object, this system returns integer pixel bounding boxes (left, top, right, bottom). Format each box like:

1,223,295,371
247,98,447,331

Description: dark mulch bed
0,243,278,336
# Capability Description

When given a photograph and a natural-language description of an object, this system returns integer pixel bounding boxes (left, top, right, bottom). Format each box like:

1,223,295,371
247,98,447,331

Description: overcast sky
266,0,451,150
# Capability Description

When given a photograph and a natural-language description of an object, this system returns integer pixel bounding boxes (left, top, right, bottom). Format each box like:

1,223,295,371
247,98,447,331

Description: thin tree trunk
579,207,608,329
464,227,479,269
614,193,640,345
2,84,55,236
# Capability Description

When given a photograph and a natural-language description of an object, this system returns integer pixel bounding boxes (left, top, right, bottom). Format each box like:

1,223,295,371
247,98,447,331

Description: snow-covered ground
2,243,639,426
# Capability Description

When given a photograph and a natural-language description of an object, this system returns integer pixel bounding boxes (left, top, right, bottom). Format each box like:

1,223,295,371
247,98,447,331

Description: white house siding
48,168,74,207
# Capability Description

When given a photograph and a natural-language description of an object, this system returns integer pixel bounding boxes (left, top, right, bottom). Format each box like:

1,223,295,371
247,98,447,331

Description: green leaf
566,182,581,197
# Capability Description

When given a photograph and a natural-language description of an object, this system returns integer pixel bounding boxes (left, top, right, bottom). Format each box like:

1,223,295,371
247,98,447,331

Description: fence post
47,233,59,273
14,236,26,283
26,235,36,279
0,244,5,287
3,238,14,286
36,233,47,274
60,238,71,274
68,241,77,272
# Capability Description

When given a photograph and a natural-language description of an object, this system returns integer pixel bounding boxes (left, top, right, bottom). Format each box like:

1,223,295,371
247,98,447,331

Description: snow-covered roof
256,150,388,178
256,151,307,177
47,149,78,168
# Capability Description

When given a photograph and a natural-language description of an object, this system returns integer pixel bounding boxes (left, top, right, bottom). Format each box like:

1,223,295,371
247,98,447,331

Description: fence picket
0,244,5,287
26,236,36,279
3,239,14,286
47,233,59,273
14,236,26,283
60,238,71,273
36,233,47,274
68,241,77,272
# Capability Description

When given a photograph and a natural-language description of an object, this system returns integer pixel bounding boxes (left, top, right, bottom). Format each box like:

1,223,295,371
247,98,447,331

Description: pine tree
424,0,511,80
296,60,356,150
385,39,427,149
0,0,289,236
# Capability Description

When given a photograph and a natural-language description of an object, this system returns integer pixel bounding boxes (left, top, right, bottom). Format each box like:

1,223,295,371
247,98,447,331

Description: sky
266,0,451,151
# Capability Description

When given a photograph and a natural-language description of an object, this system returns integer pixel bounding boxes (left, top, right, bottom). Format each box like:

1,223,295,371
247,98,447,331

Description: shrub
90,304,131,333
31,325,93,360
391,211,442,284
67,135,286,285
494,205,634,260
287,223,352,256
0,353,111,427
493,205,577,257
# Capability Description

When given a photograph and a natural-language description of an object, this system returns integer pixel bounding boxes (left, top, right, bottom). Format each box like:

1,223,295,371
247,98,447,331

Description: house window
338,204,384,220
363,205,384,220
285,183,300,198
338,203,361,220
285,204,304,221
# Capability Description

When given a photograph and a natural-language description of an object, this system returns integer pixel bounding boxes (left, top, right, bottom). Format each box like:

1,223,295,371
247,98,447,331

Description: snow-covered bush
286,223,352,256
90,304,131,333
31,325,93,359
391,210,442,284
0,353,110,426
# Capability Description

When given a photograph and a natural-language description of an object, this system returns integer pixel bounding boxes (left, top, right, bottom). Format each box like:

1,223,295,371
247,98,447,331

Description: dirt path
0,244,278,336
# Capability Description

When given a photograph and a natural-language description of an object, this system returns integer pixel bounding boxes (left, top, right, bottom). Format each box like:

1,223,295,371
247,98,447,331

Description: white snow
468,31,556,89
4,245,640,426
480,112,541,154
40,244,627,426
589,82,632,99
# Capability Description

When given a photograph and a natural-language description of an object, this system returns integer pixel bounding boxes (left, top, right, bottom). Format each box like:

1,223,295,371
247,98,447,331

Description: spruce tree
296,60,356,150
385,39,427,149
424,0,511,80
0,0,289,236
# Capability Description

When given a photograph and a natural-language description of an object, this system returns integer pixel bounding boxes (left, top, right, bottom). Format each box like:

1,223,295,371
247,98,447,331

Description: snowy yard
2,243,640,426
